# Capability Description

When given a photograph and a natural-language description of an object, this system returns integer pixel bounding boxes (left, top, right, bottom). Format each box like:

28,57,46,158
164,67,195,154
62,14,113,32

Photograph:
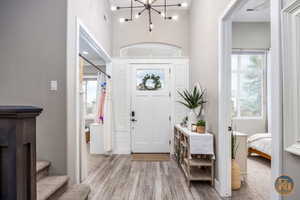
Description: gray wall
232,22,271,49
0,0,67,174
283,152,300,200
0,0,112,176
189,0,232,180
232,22,271,135
112,10,189,57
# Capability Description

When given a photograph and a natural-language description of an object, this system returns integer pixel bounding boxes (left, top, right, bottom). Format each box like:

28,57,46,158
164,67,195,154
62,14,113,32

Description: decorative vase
196,126,205,133
188,109,198,130
231,159,241,190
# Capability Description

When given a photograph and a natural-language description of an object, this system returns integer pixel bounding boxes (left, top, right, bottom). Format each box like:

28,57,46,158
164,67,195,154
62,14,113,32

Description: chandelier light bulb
180,2,188,8
172,15,179,21
113,0,181,31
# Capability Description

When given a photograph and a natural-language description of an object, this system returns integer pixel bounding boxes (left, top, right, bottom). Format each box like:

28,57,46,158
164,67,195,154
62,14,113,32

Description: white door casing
130,64,171,153
112,58,189,155
218,0,283,199
67,19,112,183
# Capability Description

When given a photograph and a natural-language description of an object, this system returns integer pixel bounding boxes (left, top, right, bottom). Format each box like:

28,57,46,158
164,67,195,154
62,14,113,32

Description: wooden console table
174,125,215,186
0,106,43,200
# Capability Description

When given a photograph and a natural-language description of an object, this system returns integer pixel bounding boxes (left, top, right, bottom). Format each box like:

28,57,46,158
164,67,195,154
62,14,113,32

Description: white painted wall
281,0,300,199
112,10,189,56
232,22,271,135
189,0,232,181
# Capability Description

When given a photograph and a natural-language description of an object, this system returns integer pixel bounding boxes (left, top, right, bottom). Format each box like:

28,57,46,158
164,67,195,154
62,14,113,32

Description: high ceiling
109,0,192,9
233,0,270,22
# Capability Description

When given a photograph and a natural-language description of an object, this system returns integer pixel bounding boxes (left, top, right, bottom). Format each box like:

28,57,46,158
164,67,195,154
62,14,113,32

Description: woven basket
232,159,241,190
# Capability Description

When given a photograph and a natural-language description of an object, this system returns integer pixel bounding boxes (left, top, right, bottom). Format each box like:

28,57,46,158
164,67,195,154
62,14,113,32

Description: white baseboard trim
113,149,131,154
214,179,221,196
214,179,231,198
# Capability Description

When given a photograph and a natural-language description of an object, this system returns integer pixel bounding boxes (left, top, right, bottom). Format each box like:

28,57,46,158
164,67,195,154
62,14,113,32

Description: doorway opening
218,0,282,199
116,43,189,155
70,20,112,183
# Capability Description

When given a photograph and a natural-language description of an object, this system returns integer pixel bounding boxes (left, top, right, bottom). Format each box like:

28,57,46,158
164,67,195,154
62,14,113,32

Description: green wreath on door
141,73,162,90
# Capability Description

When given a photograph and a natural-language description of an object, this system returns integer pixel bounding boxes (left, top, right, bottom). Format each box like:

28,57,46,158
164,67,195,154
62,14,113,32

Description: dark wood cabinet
0,106,42,200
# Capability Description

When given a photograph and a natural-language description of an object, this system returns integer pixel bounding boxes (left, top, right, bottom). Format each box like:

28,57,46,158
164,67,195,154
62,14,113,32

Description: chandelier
111,0,188,32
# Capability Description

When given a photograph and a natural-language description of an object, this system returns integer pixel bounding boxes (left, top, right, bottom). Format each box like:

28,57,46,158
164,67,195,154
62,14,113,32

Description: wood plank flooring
84,155,271,200
232,156,271,200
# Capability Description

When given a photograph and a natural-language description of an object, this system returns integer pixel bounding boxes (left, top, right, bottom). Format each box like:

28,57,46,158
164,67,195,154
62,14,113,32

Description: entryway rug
131,154,170,161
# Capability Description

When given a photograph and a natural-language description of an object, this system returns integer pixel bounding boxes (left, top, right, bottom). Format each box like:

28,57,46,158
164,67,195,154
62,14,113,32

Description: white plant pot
188,109,198,130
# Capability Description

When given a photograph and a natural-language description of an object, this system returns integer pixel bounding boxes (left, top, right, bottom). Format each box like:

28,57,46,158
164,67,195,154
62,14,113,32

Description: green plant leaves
177,86,207,110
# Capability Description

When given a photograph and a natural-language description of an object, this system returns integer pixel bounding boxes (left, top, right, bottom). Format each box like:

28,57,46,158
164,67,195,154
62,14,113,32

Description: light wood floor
84,155,270,200
232,156,271,200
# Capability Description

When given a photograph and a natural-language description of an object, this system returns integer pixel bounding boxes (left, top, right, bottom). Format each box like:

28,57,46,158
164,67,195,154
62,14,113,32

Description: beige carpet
131,154,170,161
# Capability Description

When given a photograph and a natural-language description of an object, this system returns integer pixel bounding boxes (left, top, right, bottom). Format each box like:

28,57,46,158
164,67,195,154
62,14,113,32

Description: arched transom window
120,43,183,58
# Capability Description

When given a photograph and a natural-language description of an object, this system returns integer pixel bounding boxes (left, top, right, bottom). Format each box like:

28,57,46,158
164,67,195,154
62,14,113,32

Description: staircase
36,161,90,200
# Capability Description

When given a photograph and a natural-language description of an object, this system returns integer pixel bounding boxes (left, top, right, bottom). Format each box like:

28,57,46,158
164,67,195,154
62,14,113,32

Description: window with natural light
120,43,183,58
231,53,265,119
82,78,98,119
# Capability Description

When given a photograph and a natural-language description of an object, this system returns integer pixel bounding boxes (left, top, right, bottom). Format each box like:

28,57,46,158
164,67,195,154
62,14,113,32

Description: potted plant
231,127,241,190
177,86,207,130
196,120,206,133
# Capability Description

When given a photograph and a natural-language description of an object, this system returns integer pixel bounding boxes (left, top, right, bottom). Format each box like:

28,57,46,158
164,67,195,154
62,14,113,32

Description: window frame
120,43,183,58
82,75,98,119
231,51,266,120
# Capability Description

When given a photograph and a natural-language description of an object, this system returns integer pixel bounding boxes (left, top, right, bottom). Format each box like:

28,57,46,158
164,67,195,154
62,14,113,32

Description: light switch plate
50,80,58,91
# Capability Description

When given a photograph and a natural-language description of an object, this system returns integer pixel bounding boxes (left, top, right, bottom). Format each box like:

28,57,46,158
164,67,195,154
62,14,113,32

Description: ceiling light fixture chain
111,0,188,32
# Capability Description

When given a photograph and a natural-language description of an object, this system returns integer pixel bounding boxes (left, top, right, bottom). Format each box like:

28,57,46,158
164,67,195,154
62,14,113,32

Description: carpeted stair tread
58,184,90,200
37,161,51,173
37,176,69,200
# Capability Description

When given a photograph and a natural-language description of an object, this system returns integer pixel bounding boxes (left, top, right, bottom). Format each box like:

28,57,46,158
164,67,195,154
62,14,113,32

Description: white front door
131,64,171,153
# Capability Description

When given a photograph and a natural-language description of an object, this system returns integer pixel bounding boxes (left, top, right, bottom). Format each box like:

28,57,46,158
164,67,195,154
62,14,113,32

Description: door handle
131,119,138,122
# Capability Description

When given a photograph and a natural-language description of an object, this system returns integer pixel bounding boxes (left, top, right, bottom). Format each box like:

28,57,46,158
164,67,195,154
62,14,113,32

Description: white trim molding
218,0,283,199
218,0,249,197
282,0,300,156
67,18,112,183
111,58,189,155
270,1,284,200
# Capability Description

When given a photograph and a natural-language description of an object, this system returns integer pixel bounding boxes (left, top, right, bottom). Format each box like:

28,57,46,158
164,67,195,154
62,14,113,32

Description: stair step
57,184,90,200
37,161,51,181
37,161,51,172
37,176,69,200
